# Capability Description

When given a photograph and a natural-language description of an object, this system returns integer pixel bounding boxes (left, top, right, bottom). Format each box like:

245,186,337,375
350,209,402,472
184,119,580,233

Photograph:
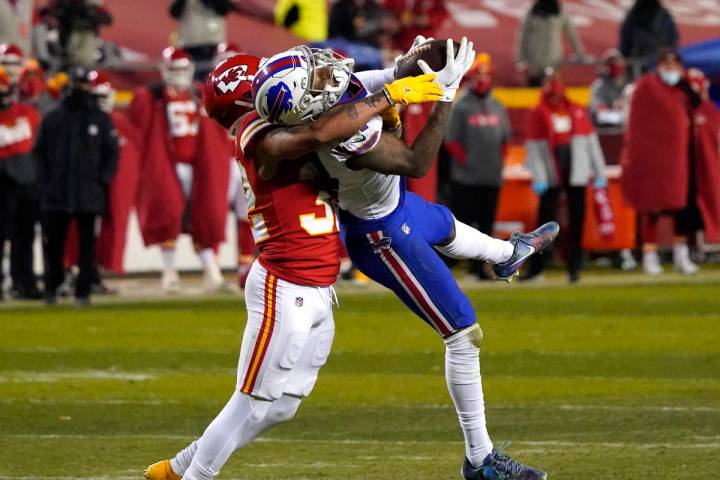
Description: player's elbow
403,154,430,178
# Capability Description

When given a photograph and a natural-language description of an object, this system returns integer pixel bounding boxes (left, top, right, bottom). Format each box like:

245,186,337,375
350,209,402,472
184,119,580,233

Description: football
394,39,461,78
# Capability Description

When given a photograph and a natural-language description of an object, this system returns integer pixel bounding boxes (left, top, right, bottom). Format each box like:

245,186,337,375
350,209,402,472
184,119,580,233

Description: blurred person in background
589,49,629,135
129,47,234,293
619,0,678,79
170,0,236,79
621,50,713,275
321,0,391,71
444,53,511,280
686,68,720,248
524,70,607,283
62,71,140,293
1,45,51,299
0,64,42,301
383,0,447,52
0,0,33,54
34,66,118,305
328,0,395,49
588,49,637,271
1,44,54,112
39,0,112,69
516,0,586,87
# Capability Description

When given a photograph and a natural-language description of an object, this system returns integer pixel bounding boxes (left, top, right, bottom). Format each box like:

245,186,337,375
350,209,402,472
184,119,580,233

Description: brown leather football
394,39,461,78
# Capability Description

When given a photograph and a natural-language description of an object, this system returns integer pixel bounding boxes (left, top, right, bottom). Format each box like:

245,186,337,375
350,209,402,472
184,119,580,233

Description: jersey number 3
239,166,338,243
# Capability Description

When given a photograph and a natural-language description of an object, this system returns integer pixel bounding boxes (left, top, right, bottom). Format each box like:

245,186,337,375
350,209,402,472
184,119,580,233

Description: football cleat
492,222,559,282
161,269,181,293
462,445,547,480
144,460,181,480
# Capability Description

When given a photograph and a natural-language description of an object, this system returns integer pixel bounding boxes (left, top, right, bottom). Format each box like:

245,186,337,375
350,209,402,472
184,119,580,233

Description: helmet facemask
293,46,354,123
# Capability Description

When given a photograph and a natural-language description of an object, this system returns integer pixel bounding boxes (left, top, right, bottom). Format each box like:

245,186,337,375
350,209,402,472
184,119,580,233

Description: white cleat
642,251,663,275
673,244,699,274
161,269,181,293
203,262,229,293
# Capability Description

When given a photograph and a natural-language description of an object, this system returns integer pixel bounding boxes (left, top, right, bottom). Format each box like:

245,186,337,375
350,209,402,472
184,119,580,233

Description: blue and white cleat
462,446,547,480
492,222,559,282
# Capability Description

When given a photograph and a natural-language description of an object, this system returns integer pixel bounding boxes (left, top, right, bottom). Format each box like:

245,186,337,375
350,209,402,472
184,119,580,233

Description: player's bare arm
253,74,441,180
346,101,451,178
346,37,475,178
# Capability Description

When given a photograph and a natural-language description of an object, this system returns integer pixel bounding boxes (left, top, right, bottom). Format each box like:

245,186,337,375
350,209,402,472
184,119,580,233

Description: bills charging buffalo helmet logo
214,65,252,95
266,81,293,123
371,236,392,254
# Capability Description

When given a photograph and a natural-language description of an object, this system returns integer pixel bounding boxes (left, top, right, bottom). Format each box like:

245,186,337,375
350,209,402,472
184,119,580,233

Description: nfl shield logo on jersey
295,297,304,307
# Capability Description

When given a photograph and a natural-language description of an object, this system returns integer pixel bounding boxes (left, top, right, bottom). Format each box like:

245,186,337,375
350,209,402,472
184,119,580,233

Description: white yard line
1,397,718,413
0,371,156,384
0,398,178,405
2,433,719,450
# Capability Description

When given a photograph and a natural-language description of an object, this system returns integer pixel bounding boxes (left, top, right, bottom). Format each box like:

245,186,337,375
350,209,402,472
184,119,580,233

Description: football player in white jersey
252,38,557,480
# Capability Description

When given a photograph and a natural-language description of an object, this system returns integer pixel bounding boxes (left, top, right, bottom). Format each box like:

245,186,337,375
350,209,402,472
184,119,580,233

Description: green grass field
1,271,719,480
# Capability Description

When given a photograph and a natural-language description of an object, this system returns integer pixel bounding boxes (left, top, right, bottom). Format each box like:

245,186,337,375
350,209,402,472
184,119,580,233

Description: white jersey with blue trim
317,72,400,220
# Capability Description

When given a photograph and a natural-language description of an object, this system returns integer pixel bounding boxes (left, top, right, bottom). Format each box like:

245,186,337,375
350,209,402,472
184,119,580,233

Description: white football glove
393,35,435,67
417,37,475,102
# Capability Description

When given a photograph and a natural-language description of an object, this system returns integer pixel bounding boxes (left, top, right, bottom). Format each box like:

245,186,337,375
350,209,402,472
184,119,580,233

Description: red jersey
237,112,341,287
0,102,40,159
163,88,199,164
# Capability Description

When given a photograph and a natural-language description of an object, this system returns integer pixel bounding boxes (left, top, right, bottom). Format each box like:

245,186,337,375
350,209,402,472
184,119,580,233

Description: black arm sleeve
98,115,119,186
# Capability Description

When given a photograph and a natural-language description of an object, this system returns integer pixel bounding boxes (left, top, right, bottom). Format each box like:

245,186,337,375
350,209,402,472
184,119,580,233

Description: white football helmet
252,46,354,125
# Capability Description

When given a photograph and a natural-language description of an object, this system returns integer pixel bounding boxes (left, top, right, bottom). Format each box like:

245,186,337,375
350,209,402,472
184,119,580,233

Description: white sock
445,325,493,467
181,392,301,480
436,219,513,264
198,248,216,268
171,442,198,477
161,248,176,271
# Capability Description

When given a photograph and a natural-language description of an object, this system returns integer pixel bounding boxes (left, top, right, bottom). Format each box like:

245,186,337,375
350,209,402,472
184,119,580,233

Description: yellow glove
383,73,442,106
379,105,401,131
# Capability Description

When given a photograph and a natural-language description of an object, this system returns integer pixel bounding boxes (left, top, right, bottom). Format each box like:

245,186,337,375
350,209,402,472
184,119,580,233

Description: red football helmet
203,54,262,132
0,43,25,84
89,70,115,112
161,47,194,90
216,42,243,63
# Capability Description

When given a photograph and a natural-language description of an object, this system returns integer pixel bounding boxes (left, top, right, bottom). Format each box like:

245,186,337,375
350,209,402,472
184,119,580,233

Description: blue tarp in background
682,37,720,104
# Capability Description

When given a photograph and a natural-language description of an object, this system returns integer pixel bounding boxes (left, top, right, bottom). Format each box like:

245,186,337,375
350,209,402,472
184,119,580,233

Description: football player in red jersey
144,54,442,480
0,63,43,300
129,47,235,293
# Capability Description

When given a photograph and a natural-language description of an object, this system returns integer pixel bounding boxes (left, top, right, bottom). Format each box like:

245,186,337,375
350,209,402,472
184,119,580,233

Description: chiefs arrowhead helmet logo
215,65,254,95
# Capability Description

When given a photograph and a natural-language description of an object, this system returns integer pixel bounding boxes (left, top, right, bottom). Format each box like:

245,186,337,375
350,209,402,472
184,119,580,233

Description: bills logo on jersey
370,235,392,254
215,65,252,95
266,82,293,123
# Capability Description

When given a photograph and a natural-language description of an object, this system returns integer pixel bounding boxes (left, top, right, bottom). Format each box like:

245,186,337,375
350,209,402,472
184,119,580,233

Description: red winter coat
692,100,720,243
621,74,691,212
129,86,234,248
